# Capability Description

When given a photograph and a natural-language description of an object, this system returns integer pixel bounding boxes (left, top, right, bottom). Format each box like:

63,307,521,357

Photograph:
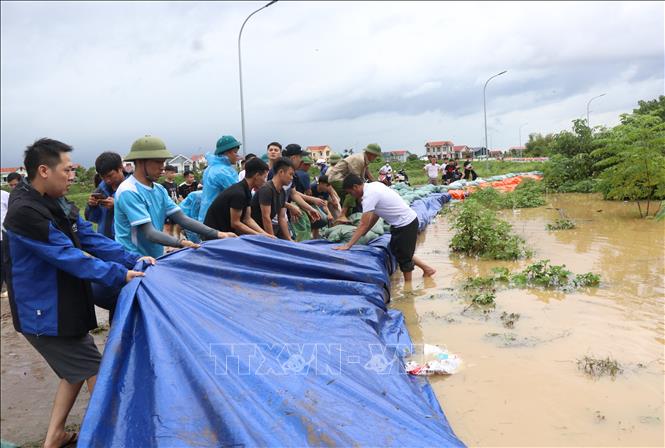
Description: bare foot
44,431,77,448
423,276,437,289
422,267,437,277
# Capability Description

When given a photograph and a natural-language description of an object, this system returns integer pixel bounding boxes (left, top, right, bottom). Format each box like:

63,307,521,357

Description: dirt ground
0,302,109,447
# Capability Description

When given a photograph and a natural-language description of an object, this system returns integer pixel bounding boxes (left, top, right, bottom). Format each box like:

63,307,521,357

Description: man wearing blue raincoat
198,135,242,222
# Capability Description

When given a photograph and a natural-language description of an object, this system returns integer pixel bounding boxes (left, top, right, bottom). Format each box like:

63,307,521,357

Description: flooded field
392,193,664,447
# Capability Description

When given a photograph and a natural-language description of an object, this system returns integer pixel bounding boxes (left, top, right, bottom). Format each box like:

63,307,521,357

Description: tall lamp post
519,122,528,158
483,70,507,152
238,0,278,156
586,93,606,129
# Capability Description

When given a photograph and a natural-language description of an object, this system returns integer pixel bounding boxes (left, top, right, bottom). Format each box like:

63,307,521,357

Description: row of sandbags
320,212,390,244
320,172,543,244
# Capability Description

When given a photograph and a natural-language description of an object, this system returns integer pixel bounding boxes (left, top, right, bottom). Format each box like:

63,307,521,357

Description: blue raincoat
197,152,238,221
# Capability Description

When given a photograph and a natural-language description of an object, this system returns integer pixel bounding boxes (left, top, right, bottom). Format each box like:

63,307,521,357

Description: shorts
389,217,419,273
23,333,102,384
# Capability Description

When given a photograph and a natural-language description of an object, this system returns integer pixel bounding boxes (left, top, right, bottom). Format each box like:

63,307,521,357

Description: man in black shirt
177,170,199,199
204,158,273,237
251,158,294,241
161,165,179,201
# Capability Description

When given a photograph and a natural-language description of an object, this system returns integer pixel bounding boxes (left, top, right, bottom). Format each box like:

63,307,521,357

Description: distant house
0,167,27,185
306,145,332,162
425,140,454,159
382,150,413,163
489,149,503,159
191,154,207,171
166,154,194,173
470,147,489,158
452,145,471,160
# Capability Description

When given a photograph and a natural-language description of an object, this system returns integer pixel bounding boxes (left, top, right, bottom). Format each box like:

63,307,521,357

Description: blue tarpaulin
79,193,463,447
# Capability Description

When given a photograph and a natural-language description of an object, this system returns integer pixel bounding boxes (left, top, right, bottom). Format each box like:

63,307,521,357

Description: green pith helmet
215,135,242,155
124,135,173,161
329,153,342,164
301,156,314,165
363,143,382,156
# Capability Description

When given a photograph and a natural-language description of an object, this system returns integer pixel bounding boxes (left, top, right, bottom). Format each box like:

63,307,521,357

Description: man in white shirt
333,174,436,281
423,156,441,185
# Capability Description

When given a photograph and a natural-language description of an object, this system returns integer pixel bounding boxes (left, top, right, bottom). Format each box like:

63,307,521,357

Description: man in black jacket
3,138,155,448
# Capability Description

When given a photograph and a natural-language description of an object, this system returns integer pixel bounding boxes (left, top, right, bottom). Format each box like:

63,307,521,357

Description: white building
425,140,455,159
166,154,194,173
306,145,332,162
382,150,413,163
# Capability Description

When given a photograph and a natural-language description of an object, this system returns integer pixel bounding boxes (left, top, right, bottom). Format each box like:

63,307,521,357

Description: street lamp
238,0,278,156
586,93,606,129
483,70,507,152
519,122,528,158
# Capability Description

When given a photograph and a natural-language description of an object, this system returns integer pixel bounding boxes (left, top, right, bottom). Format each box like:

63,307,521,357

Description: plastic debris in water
404,344,462,376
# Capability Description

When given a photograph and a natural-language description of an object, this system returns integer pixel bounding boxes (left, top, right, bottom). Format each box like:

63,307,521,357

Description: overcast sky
1,1,663,167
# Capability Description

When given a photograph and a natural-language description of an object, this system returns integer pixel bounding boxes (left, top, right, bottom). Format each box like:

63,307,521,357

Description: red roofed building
425,140,454,159
452,145,472,159
306,145,332,162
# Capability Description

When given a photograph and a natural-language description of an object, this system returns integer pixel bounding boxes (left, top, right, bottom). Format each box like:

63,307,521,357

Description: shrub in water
573,272,601,287
520,259,572,287
449,201,531,260
472,291,496,307
546,218,576,230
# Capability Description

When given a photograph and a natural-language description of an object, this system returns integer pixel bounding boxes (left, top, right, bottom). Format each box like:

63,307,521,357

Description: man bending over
333,174,436,281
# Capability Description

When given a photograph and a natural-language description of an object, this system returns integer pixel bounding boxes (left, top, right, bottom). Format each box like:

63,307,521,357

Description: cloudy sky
1,1,663,166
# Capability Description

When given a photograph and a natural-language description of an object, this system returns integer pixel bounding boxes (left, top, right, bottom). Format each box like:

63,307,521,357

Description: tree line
524,96,665,218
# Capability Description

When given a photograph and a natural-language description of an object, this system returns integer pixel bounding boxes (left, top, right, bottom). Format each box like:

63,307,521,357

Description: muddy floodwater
392,193,664,447
1,193,663,446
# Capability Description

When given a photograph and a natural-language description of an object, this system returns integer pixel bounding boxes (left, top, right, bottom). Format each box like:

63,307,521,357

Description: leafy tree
595,113,665,217
407,153,419,161
549,118,594,157
524,133,554,157
86,166,96,181
633,95,665,121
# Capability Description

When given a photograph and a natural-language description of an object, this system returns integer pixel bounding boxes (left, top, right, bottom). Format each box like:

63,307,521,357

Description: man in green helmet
326,144,381,220
114,135,236,258
329,152,341,165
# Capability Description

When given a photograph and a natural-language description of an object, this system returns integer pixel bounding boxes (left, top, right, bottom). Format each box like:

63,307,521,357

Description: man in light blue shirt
198,135,242,221
115,135,236,258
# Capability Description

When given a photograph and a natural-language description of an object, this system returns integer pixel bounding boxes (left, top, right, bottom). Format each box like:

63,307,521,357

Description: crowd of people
0,135,437,447
423,155,478,185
